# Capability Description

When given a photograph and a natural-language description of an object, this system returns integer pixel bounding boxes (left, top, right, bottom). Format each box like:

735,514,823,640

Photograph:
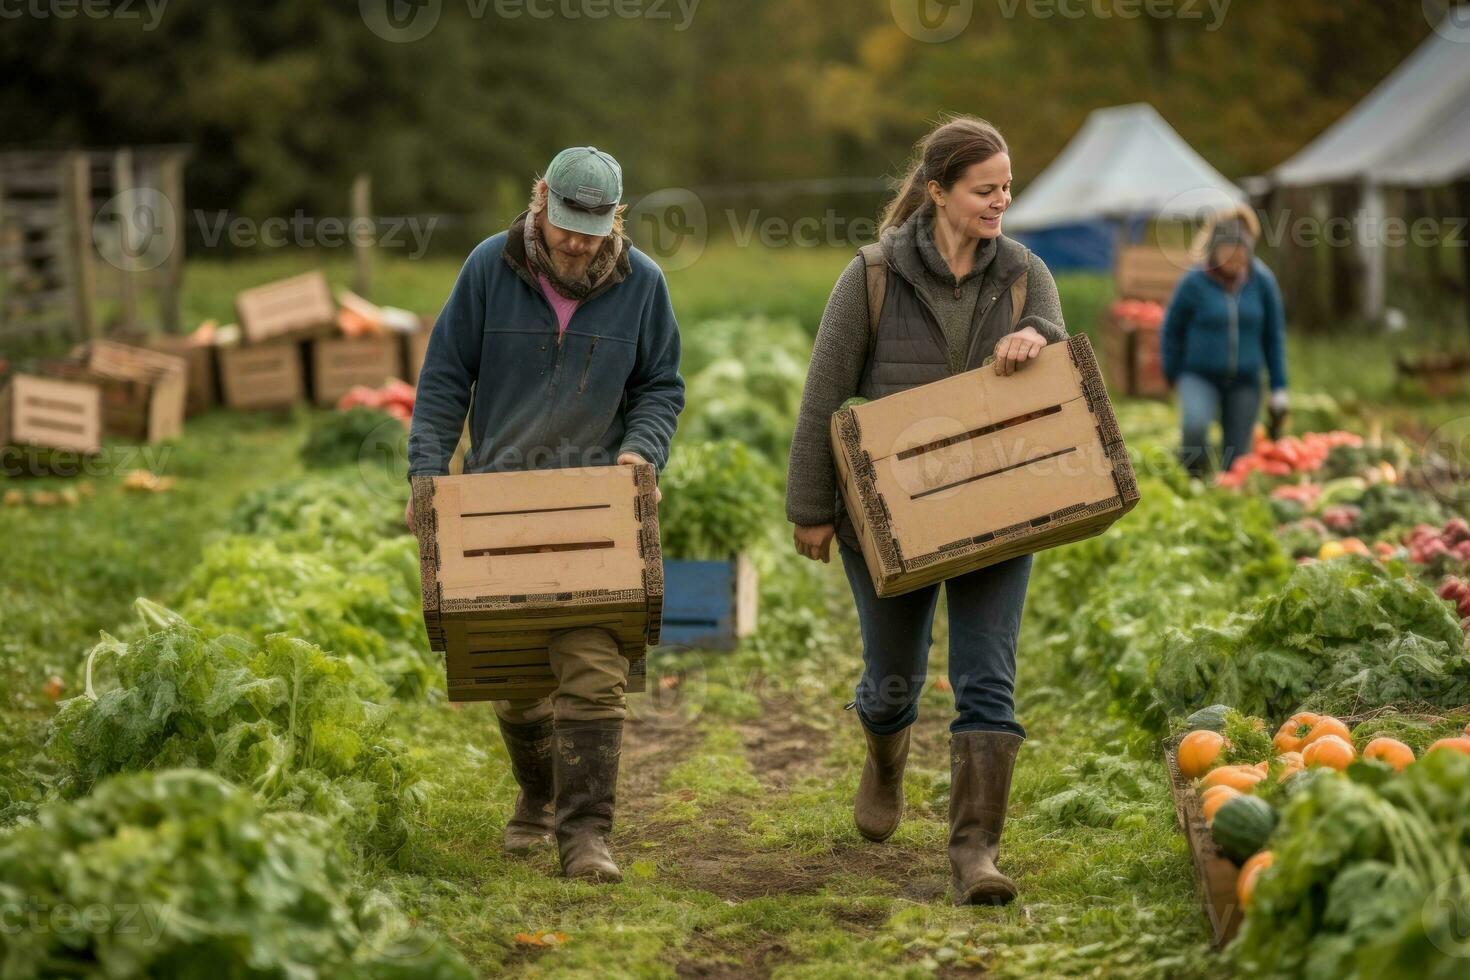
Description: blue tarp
1013,220,1115,273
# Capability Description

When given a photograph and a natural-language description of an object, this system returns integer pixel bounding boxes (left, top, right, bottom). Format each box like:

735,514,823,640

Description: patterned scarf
522,212,626,301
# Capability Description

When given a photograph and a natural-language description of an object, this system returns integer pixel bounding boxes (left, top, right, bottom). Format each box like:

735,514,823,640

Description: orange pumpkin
1178,730,1227,779
1303,734,1356,770
1201,765,1266,792
1201,785,1242,823
1273,712,1323,753
1427,736,1470,756
1237,851,1275,909
1301,717,1352,749
1275,751,1305,781
1362,737,1415,772
1251,761,1270,775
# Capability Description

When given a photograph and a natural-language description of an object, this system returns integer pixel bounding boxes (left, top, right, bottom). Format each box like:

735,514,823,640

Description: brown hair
880,116,1010,234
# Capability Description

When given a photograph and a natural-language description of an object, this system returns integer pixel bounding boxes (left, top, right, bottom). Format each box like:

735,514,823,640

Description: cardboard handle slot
23,397,86,415
464,540,614,558
462,503,611,519
21,416,87,434
240,360,286,374
911,445,1078,500
895,405,1062,462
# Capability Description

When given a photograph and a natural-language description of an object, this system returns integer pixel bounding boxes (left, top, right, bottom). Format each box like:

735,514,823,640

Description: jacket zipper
964,270,1024,371
577,335,599,393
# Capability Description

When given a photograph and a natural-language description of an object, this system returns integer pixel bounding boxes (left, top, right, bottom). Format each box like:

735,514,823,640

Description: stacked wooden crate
0,373,103,454
60,340,186,444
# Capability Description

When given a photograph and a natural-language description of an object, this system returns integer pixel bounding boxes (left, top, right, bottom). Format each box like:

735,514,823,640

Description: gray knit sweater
784,206,1068,527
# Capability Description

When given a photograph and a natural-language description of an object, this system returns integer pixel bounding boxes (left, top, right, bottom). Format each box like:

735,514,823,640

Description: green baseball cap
544,146,623,236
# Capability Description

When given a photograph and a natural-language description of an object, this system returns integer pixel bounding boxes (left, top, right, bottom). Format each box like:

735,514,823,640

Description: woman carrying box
784,116,1068,906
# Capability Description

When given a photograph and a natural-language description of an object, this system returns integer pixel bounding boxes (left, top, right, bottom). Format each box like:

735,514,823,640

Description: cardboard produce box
310,335,403,406
831,335,1140,597
1113,244,1191,304
235,271,337,345
0,373,103,454
217,340,304,410
60,340,187,444
413,463,663,702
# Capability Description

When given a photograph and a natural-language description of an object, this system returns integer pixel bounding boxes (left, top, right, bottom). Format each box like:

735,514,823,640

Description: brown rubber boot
553,718,623,883
854,720,911,842
949,730,1023,906
496,717,556,854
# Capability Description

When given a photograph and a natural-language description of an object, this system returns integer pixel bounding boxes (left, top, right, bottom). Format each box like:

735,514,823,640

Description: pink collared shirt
537,273,580,341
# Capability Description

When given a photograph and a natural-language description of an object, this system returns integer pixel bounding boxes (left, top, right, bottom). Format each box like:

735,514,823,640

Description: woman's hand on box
617,451,662,503
992,325,1047,376
794,523,835,563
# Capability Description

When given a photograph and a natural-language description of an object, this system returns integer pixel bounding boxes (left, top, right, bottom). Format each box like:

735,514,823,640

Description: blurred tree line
0,0,1434,226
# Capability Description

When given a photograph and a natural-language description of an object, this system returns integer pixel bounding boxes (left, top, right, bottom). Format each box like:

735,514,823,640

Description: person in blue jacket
1161,216,1288,477
405,147,685,884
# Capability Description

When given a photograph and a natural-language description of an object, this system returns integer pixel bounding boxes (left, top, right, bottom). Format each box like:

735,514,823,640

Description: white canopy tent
1005,103,1244,233
1270,14,1470,321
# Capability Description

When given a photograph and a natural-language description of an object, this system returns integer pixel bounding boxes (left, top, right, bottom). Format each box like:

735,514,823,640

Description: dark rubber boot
949,730,1023,906
553,719,623,883
854,720,911,842
496,717,556,854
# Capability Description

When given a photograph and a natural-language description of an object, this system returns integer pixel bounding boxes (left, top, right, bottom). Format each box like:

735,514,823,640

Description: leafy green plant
48,602,425,857
301,406,406,471
0,768,469,980
1154,558,1470,724
658,440,781,559
1230,751,1470,979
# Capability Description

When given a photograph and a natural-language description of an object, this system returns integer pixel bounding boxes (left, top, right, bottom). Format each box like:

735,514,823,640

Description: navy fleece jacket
407,231,685,478
1161,258,1288,390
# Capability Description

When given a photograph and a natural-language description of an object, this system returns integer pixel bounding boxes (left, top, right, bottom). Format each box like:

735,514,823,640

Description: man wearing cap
407,147,685,883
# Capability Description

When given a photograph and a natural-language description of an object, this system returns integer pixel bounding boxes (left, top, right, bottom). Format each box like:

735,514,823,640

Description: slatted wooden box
60,340,187,444
235,271,337,346
141,333,218,417
1114,245,1191,303
413,464,663,702
0,373,103,454
217,340,304,410
658,555,759,651
1102,311,1169,399
831,335,1140,597
310,335,403,406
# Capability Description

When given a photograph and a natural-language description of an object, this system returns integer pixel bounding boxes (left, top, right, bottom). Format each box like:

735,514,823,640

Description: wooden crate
141,334,218,417
831,335,1140,597
0,373,102,454
235,271,337,346
657,554,759,651
218,341,304,410
1102,312,1169,399
1114,245,1191,303
413,463,663,702
310,335,403,406
61,340,187,444
1164,743,1244,949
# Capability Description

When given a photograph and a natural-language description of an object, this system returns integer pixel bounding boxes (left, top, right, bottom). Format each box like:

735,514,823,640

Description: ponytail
879,115,1009,234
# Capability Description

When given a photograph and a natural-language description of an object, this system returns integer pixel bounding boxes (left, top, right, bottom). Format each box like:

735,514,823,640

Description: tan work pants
491,627,630,725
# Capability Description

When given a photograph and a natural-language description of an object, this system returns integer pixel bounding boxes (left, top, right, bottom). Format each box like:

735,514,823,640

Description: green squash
1211,794,1277,863
1185,704,1233,733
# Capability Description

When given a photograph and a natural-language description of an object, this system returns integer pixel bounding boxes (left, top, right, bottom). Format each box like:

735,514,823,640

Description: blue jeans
1176,372,1261,477
838,539,1032,738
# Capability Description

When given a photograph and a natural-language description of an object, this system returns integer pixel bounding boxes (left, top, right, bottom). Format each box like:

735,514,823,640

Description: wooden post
1457,180,1470,344
67,152,98,339
352,173,372,300
112,148,138,330
159,153,185,333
